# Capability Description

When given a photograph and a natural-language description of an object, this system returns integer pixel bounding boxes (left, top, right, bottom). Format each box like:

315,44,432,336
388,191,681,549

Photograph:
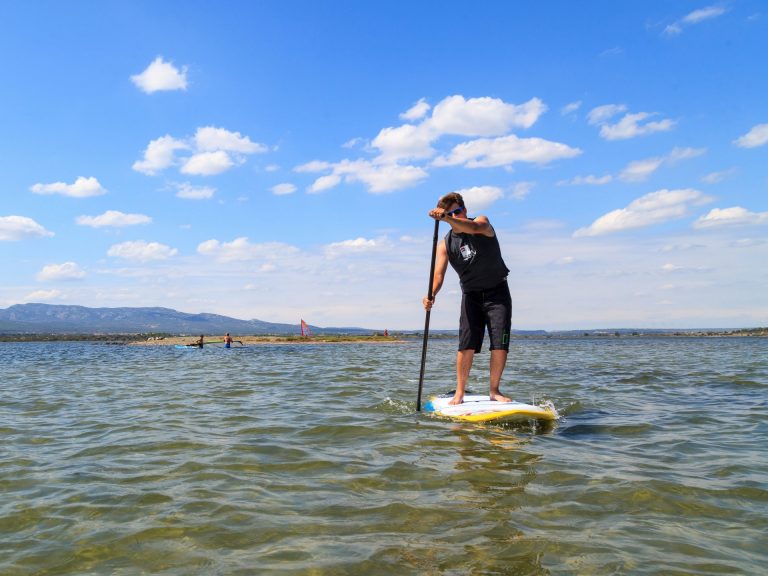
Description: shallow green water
1,338,766,574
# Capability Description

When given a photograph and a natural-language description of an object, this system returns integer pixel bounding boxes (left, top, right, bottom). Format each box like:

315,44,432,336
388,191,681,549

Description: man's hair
437,192,465,210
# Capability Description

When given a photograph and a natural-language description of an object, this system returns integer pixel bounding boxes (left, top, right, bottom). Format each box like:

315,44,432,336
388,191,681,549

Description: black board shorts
458,280,512,352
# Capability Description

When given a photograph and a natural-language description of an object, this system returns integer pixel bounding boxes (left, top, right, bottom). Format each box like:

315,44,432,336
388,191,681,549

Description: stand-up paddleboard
423,393,557,424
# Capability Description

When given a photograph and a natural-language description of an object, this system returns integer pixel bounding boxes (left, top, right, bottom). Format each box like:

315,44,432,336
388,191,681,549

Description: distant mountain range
0,303,372,335
1,303,760,338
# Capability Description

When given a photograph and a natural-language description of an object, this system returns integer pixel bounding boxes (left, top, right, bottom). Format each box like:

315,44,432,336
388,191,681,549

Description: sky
1,1,766,331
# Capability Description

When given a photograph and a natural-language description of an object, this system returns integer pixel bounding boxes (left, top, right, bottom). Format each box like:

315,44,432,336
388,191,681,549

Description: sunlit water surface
1,338,766,575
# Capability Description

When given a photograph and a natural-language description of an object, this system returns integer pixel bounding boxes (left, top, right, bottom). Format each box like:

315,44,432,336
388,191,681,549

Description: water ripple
1,338,766,574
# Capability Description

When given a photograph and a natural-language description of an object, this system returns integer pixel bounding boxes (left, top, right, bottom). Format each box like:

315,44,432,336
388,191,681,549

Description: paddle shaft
416,218,441,411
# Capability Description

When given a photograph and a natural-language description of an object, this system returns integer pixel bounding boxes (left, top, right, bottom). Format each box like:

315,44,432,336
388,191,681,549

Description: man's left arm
446,215,495,237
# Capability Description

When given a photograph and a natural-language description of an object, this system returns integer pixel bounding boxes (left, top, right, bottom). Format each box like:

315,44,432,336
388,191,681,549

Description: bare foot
448,393,464,405
490,392,512,403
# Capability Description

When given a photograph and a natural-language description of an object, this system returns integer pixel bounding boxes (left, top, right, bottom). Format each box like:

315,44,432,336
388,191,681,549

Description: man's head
437,192,467,218
437,192,464,210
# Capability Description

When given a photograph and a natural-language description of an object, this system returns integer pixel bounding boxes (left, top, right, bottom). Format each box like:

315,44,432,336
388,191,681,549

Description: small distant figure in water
224,333,233,348
195,334,204,348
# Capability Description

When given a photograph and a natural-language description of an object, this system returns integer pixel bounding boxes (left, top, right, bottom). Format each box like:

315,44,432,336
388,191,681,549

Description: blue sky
1,1,766,330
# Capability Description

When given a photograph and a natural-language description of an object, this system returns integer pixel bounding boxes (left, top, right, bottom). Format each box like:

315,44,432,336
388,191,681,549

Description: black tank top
445,223,509,292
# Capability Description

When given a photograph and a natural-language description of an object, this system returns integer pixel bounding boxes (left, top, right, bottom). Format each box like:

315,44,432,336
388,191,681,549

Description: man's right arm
424,241,448,311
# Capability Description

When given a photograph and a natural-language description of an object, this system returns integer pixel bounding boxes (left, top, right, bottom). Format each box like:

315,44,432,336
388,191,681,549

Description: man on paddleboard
423,192,513,406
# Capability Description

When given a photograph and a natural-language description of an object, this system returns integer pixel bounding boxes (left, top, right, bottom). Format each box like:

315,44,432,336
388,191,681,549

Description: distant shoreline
0,334,405,344
131,335,406,346
0,328,765,344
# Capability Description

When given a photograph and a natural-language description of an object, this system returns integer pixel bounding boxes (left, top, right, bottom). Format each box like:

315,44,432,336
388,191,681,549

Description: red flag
301,319,311,337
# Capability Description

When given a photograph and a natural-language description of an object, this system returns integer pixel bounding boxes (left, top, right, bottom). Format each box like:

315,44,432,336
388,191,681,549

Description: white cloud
587,104,627,125
294,160,333,173
667,146,706,163
372,123,435,161
24,289,63,302
661,262,710,274
30,176,107,198
305,159,428,194
37,262,86,281
600,47,624,57
181,151,235,175
173,182,215,200
620,157,665,182
342,137,366,149
0,215,54,241
588,104,675,140
429,95,547,136
76,210,152,227
132,135,188,175
11,222,764,331
294,94,577,194
701,169,735,184
730,238,765,248
574,188,710,237
308,173,343,194
454,186,504,211
694,206,768,229
598,111,676,140
130,56,188,93
344,161,428,193
664,5,728,36
684,6,727,24
510,182,535,201
194,126,268,153
433,134,581,168
107,240,178,262
324,236,390,259
661,242,706,253
559,174,613,186
733,124,768,148
371,95,549,164
400,98,431,121
134,127,266,176
197,237,299,262
619,147,706,182
661,263,683,273
271,183,297,195
561,101,582,116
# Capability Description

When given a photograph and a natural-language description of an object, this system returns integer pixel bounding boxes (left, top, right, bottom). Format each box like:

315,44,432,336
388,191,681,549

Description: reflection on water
0,337,766,574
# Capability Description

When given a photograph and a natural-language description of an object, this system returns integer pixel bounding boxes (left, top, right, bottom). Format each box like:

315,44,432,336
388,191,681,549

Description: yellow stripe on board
451,409,556,423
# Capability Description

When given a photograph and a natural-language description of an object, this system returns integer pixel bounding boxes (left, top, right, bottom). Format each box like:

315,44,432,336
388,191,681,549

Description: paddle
416,218,441,411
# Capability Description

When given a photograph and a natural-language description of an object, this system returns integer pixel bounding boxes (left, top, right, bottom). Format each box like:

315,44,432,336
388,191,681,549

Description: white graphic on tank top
459,243,475,261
